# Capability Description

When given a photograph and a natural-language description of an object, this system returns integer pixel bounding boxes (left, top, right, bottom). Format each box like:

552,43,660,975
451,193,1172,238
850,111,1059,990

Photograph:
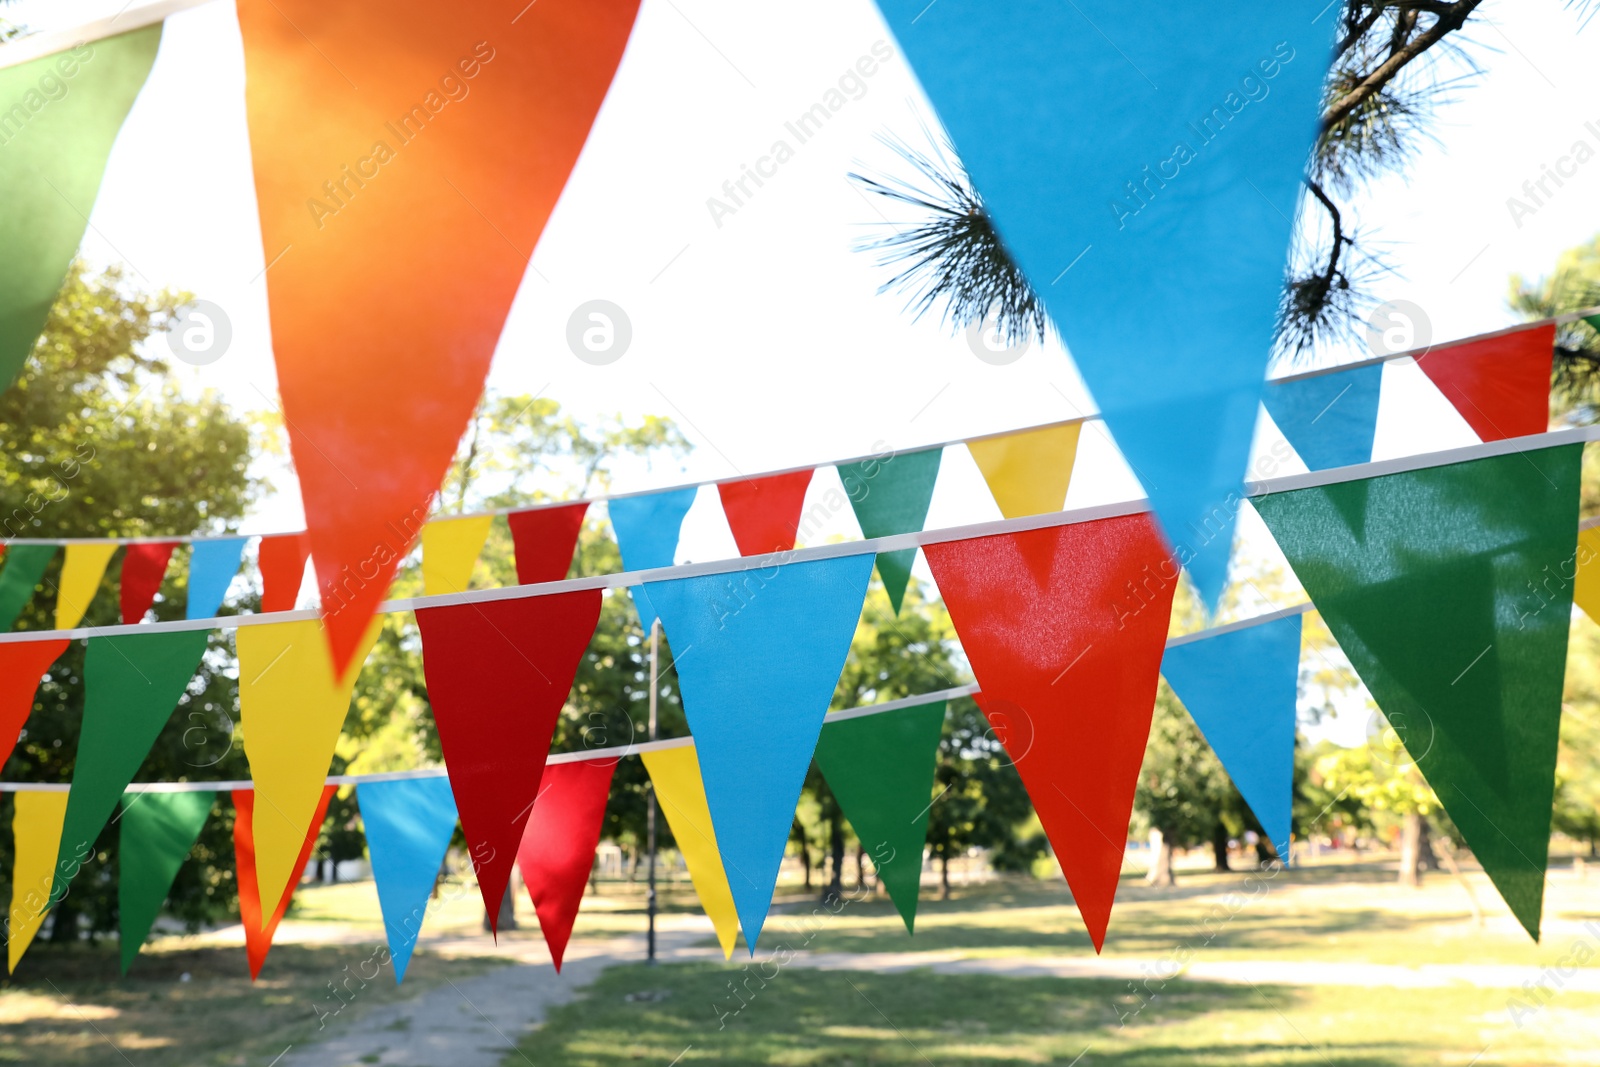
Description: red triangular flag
236,0,643,674
257,534,310,614
0,638,70,768
923,514,1175,951
232,784,335,980
508,502,590,585
1414,323,1554,442
718,470,814,556
516,758,615,971
120,542,177,624
415,590,602,935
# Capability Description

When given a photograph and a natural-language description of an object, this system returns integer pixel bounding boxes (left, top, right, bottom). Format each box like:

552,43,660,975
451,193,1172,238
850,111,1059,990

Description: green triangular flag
0,26,162,392
118,789,215,973
52,629,211,904
1584,313,1600,337
837,447,942,613
1253,445,1581,940
814,700,945,932
0,544,58,631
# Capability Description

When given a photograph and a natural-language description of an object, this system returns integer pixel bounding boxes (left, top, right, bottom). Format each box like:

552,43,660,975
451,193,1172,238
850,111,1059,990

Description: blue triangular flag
644,553,873,951
357,776,459,982
872,1,1331,607
608,487,697,631
186,537,248,619
1161,613,1302,855
1264,365,1383,471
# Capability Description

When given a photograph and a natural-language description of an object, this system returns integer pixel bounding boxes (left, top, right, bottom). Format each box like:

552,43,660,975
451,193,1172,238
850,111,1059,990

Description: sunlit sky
10,0,1600,742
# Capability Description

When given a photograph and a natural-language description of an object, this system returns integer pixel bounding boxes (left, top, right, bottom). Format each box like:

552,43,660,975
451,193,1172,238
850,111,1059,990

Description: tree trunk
49,892,78,943
823,816,845,905
797,834,812,891
482,883,517,932
855,843,867,889
1399,812,1438,886
940,848,952,900
1211,822,1231,872
1256,835,1280,867
1145,828,1175,887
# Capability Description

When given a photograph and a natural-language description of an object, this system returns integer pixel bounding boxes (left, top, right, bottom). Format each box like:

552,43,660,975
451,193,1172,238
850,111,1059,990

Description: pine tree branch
1321,0,1482,134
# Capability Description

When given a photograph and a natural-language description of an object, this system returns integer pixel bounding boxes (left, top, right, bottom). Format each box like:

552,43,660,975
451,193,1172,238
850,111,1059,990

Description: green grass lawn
512,961,1600,1067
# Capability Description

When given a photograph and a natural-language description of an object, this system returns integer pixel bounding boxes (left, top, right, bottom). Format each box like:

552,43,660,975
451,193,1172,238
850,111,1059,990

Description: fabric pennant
924,514,1175,950
1253,444,1581,940
120,541,177,624
609,487,697,631
187,537,248,619
0,637,69,769
717,470,815,557
118,790,216,974
1574,525,1600,624
516,759,615,971
52,630,211,904
237,0,643,674
1161,615,1302,854
237,619,380,919
814,701,945,932
874,2,1330,607
645,553,873,951
414,590,602,934
1264,365,1383,471
0,27,162,392
640,743,741,959
357,776,459,982
7,790,69,973
1413,324,1555,442
508,502,589,585
420,515,492,596
233,785,336,979
967,423,1082,519
56,542,117,630
257,533,310,613
838,447,942,613
0,544,57,631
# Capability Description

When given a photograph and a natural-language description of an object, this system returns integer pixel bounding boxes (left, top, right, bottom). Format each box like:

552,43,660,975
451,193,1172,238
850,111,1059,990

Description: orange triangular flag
233,785,336,980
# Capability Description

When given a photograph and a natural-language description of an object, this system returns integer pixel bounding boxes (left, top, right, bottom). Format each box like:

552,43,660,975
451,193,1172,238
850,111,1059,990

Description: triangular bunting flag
508,502,590,584
257,533,309,613
1264,365,1383,471
420,515,492,596
645,553,873,951
516,759,615,971
1414,324,1555,442
0,26,162,392
967,424,1081,519
120,541,177,624
187,538,248,619
814,702,945,932
1574,526,1600,624
609,488,697,631
357,776,459,982
233,784,336,979
0,544,57,631
873,2,1330,606
838,447,942,613
1161,615,1302,855
640,743,741,959
55,542,117,630
0,638,69,768
52,630,211,903
924,514,1175,950
118,790,216,974
7,789,68,973
1253,445,1581,940
237,619,380,919
717,471,815,556
414,590,602,934
237,0,643,674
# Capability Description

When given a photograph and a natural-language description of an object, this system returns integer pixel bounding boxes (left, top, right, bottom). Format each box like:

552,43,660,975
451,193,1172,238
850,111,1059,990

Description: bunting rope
2,425,1594,646
0,0,214,71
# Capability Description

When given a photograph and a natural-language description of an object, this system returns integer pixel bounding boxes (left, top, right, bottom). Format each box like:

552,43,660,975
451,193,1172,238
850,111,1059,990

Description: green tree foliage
1556,617,1600,856
1511,233,1600,422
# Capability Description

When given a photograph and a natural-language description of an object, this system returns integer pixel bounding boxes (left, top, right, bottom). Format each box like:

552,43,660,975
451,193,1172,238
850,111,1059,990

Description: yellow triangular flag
421,515,493,596
55,543,118,629
8,790,69,973
237,618,380,924
641,744,741,959
967,423,1082,519
1575,526,1600,624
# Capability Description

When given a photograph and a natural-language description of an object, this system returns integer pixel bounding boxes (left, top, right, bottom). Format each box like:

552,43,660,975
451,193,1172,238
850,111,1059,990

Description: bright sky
10,0,1600,743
